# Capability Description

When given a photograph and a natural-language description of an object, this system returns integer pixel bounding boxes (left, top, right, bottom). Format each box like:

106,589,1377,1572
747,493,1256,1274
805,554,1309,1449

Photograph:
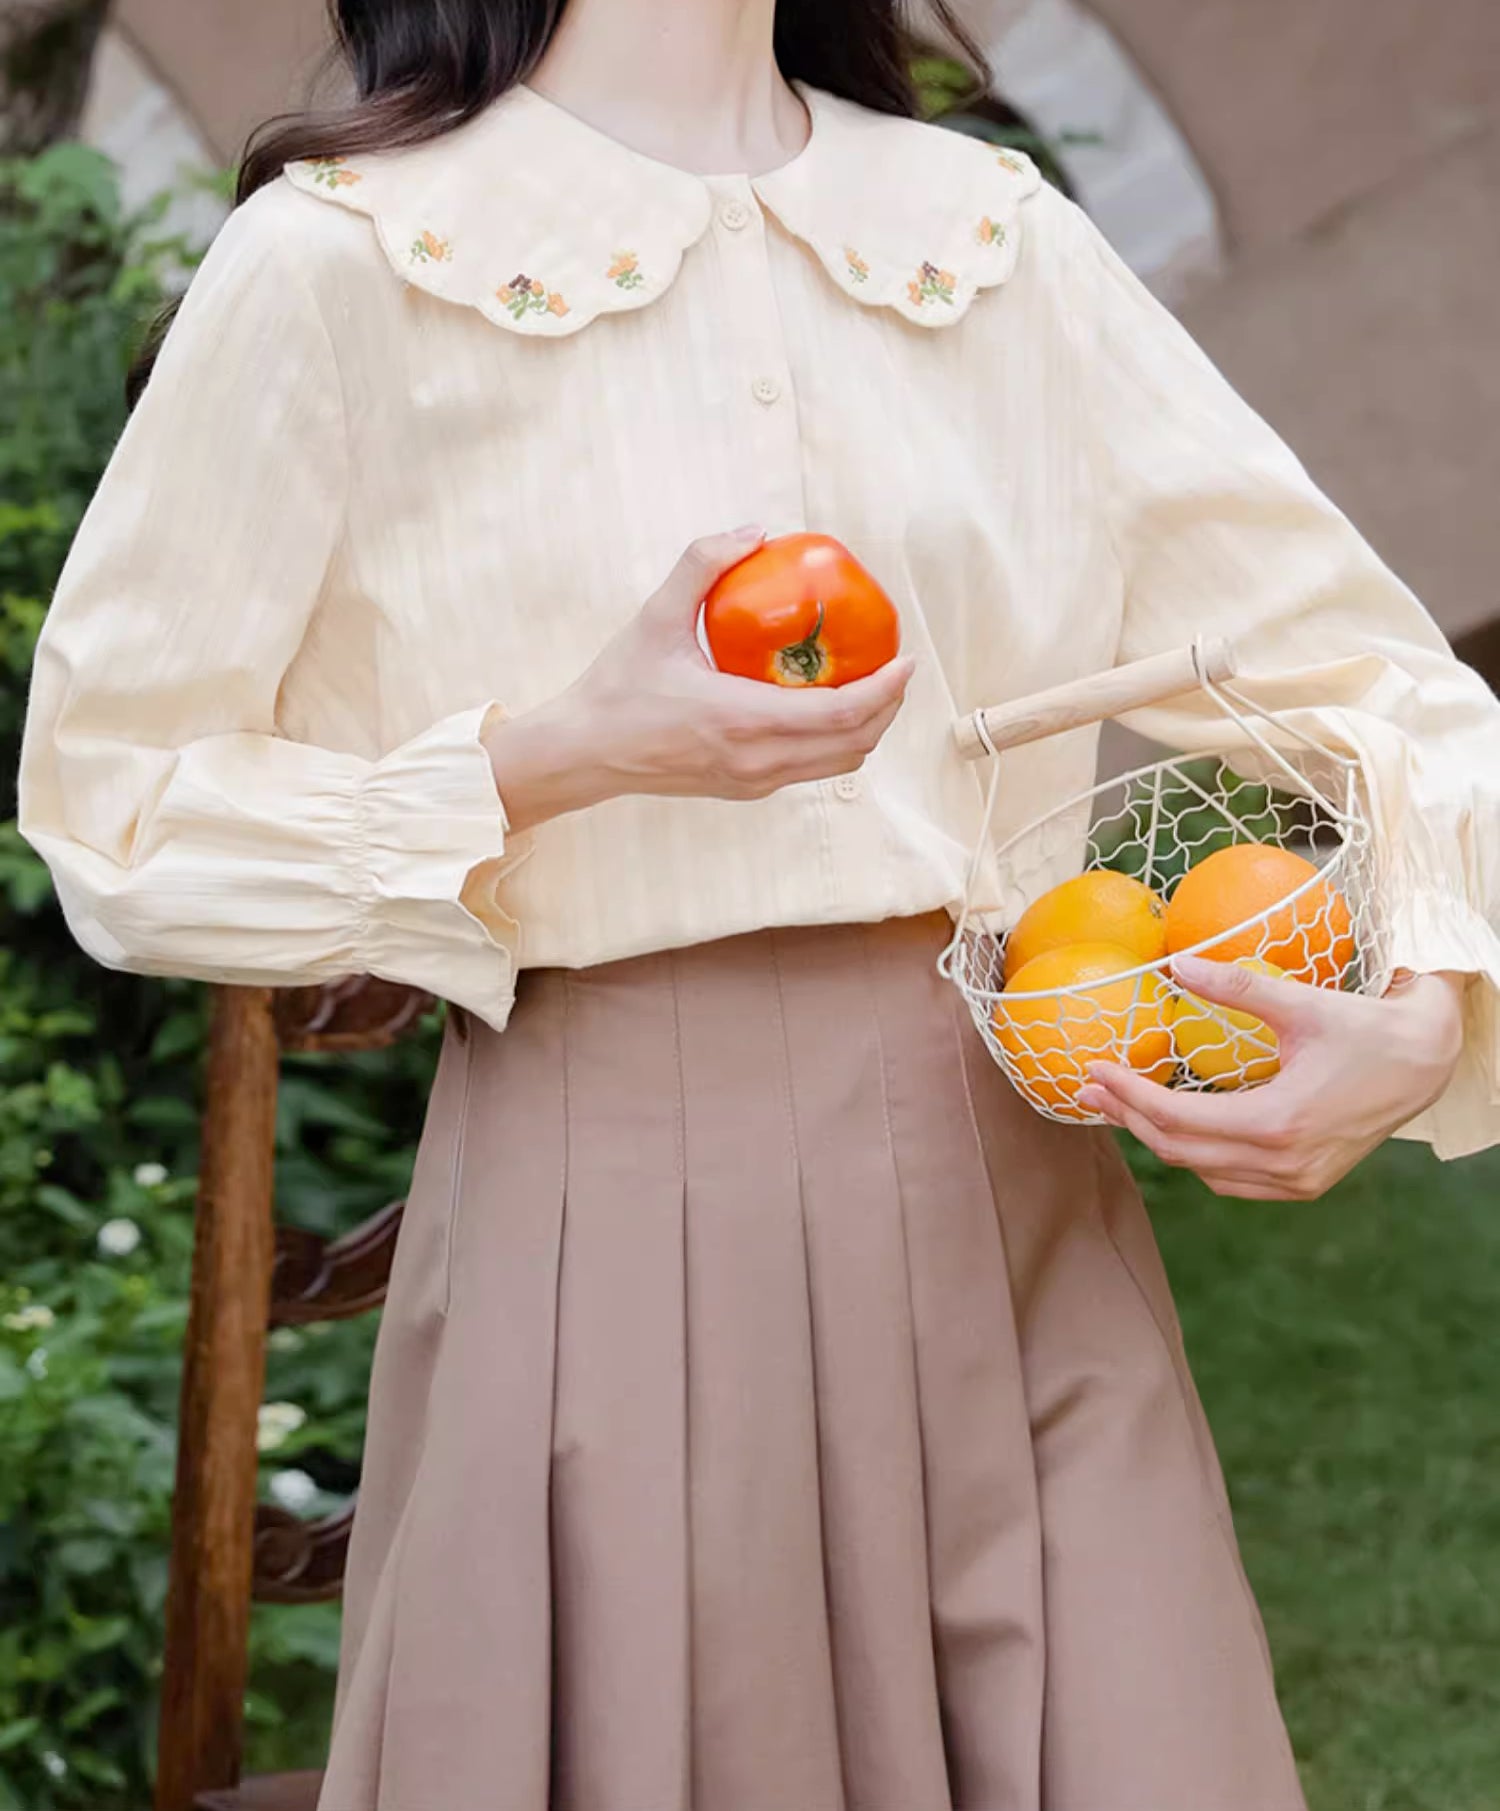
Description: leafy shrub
0,144,428,1806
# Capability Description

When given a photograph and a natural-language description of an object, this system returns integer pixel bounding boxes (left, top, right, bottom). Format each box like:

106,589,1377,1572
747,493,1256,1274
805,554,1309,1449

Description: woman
18,0,1500,1804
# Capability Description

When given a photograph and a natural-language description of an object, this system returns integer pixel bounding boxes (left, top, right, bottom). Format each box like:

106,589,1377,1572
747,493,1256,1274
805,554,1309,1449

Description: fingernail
1171,954,1215,985
1077,1087,1112,1117
730,522,765,539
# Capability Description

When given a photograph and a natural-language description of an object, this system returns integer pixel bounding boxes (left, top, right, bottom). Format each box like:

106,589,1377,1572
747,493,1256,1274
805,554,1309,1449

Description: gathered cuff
355,701,535,1031
1387,879,1500,988
1383,879,1500,1161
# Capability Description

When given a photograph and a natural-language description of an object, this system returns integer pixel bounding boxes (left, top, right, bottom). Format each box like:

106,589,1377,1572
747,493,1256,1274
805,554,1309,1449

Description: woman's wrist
481,691,617,833
1383,969,1467,1094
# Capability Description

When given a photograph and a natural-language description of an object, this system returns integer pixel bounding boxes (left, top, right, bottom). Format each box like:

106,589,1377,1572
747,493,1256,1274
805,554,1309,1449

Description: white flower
41,1752,67,1780
132,1161,169,1188
4,1304,56,1333
26,1347,49,1380
97,1217,143,1257
256,1401,307,1452
267,1327,304,1354
269,1468,318,1513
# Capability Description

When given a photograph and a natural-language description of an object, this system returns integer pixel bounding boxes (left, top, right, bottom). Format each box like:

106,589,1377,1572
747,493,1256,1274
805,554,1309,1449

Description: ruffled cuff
1384,880,1500,1162
355,701,533,1031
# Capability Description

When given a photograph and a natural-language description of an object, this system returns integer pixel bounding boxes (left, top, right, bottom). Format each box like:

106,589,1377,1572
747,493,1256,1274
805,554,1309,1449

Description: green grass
1138,1134,1500,1811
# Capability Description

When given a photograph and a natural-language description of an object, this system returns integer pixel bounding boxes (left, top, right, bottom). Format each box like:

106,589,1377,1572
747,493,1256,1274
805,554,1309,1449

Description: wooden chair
154,977,432,1811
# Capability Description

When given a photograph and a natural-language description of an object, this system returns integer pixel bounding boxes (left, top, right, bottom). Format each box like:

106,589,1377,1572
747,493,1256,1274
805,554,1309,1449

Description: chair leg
155,987,281,1811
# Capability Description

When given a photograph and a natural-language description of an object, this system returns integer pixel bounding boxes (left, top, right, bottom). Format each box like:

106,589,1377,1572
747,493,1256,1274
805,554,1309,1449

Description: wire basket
939,638,1393,1124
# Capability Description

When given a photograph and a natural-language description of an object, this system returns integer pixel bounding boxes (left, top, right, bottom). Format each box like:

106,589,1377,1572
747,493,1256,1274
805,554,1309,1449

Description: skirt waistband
447,911,956,1045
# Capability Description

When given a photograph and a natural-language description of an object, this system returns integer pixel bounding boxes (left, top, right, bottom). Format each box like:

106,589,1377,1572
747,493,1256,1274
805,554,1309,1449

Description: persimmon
703,532,900,687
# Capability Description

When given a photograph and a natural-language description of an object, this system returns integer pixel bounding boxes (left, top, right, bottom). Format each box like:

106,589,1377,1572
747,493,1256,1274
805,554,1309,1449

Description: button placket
707,177,805,538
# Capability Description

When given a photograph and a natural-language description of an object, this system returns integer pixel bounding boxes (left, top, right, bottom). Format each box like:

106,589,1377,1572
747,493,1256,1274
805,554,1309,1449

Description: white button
833,774,861,801
751,374,781,405
720,199,751,231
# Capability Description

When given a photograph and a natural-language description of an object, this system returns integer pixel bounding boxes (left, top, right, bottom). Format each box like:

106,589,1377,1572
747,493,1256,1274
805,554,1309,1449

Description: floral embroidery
994,149,1028,175
907,261,957,309
843,246,870,284
607,250,645,290
497,273,569,320
308,155,360,190
410,230,453,264
975,216,1008,249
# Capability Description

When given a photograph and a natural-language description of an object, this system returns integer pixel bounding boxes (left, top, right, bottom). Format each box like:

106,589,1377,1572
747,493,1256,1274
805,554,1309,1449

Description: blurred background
1,2,1497,1808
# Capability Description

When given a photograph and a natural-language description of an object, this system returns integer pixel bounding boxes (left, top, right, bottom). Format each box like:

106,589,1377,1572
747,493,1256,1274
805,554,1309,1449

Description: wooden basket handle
953,637,1237,761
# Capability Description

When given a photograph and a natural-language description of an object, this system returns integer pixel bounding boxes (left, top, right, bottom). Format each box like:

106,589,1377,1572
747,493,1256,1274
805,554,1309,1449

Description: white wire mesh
940,749,1392,1125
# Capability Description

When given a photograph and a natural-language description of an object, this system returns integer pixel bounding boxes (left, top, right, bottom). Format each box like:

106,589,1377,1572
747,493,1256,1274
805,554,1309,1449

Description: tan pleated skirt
319,913,1306,1811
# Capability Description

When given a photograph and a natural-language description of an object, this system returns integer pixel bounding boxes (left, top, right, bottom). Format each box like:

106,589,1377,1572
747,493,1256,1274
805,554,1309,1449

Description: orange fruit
993,940,1176,1121
1164,842,1353,987
1171,956,1283,1088
1001,870,1167,985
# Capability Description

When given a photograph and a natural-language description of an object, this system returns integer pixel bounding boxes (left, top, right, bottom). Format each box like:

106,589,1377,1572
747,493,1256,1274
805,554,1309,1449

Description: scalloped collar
284,82,1041,337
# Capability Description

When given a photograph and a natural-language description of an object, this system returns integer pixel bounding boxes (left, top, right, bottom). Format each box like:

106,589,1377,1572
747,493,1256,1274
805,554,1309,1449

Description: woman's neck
527,0,809,177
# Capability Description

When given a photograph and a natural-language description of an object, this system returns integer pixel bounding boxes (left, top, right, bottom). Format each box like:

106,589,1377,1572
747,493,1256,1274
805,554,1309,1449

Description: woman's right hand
483,528,916,832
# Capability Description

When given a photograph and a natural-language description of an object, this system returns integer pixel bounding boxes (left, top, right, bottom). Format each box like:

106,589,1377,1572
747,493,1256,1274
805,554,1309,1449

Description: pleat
767,923,953,1811
320,1020,473,1810
348,972,569,1809
861,919,1047,1811
319,1499,410,1810
547,952,691,1810
958,1021,1307,1811
670,930,846,1811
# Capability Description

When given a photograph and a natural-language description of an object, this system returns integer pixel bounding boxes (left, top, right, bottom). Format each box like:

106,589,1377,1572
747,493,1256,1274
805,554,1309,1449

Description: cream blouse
17,82,1500,1157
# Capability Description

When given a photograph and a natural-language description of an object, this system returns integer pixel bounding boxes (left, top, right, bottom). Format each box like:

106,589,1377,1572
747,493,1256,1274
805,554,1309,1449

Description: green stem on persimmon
775,601,827,685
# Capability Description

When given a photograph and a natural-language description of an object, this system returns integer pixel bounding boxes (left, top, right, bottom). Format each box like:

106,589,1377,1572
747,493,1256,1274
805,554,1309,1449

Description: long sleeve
1041,187,1500,1159
17,193,526,1029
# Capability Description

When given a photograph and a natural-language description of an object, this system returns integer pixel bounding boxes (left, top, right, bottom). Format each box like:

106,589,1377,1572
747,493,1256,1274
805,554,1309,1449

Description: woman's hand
1078,956,1468,1199
482,527,915,832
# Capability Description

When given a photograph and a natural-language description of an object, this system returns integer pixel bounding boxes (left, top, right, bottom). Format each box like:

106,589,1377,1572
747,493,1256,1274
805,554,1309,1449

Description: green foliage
0,144,427,1806
1091,756,1297,890
1146,1135,1500,1811
914,50,1097,193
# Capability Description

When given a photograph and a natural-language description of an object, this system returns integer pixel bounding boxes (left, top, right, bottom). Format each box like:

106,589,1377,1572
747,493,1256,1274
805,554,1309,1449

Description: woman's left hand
1078,956,1468,1200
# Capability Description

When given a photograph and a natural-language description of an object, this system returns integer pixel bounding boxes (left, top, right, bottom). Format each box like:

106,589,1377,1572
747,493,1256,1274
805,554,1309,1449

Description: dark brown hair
128,0,986,402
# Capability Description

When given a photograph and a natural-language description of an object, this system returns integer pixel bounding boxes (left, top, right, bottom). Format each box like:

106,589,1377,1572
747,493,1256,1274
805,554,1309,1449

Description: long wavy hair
127,0,986,402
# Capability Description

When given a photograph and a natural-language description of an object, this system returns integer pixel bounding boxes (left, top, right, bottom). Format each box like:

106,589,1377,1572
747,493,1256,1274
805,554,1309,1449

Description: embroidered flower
843,246,870,285
907,261,957,308
607,250,645,290
975,216,1008,249
308,155,360,190
497,273,570,321
994,149,1028,176
409,230,452,264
